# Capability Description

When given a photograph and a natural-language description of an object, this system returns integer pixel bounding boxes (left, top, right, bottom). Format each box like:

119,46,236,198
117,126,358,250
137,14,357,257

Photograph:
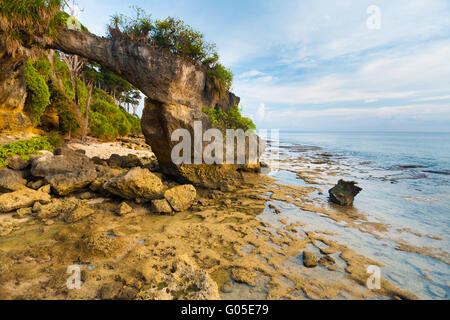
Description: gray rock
107,154,124,168
164,185,197,212
6,155,30,170
0,168,27,192
46,170,97,196
31,148,97,195
328,180,362,206
121,154,142,168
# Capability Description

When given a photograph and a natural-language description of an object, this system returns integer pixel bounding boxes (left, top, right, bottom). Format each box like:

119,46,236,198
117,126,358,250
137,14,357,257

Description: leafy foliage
107,7,233,90
0,136,54,168
203,104,256,133
48,82,80,134
88,89,141,141
0,0,65,57
24,58,51,124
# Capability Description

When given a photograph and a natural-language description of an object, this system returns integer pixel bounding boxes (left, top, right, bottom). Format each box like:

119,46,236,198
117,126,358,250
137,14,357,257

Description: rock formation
48,28,260,188
328,179,362,206
0,39,32,133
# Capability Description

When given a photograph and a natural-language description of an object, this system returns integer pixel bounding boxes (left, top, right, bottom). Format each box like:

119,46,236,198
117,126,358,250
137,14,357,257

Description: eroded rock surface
164,184,197,212
104,167,165,202
0,186,51,213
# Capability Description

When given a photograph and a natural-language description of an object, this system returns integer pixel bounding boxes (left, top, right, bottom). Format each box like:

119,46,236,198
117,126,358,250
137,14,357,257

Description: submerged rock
104,167,165,202
150,199,173,215
164,185,197,212
302,251,318,268
328,179,362,206
319,255,336,267
0,187,51,213
64,204,95,223
0,168,27,192
33,198,79,220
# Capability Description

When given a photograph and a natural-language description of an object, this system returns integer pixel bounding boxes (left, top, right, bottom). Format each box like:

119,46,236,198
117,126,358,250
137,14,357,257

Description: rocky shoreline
0,136,421,300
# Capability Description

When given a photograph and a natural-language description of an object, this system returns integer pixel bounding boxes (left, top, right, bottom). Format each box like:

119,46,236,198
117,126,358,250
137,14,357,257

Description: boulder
0,187,51,213
150,199,173,215
104,167,165,202
31,149,94,178
302,251,318,268
6,155,30,170
0,168,27,192
164,185,196,212
117,202,133,216
142,99,263,189
31,148,97,195
46,170,97,196
90,166,125,195
328,180,362,206
121,154,142,168
107,154,124,168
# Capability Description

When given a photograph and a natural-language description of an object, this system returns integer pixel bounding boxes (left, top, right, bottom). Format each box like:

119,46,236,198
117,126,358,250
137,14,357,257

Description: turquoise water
269,131,450,299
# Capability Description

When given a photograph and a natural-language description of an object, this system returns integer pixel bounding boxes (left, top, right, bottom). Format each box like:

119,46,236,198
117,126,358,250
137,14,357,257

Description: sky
71,0,450,131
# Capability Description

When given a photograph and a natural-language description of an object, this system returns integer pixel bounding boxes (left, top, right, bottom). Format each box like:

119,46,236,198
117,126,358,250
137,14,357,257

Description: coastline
2,136,445,300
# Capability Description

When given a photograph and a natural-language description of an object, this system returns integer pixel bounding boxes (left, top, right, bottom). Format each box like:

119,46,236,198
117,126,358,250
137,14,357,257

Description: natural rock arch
50,28,258,188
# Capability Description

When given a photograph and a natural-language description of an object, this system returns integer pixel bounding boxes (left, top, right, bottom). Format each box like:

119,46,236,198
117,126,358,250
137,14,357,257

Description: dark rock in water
302,251,318,268
328,179,362,206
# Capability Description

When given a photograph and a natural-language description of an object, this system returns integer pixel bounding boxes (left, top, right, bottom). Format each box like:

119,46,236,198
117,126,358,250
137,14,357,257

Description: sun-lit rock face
0,39,32,133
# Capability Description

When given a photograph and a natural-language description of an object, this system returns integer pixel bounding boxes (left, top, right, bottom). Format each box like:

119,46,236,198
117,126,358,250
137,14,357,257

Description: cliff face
0,40,31,133
49,29,255,187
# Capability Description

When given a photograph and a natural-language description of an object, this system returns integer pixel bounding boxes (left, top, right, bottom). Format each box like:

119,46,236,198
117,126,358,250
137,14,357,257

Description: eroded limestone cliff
0,40,31,133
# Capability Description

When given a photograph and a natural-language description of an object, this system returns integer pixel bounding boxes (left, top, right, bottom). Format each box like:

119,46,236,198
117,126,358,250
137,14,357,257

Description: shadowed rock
328,179,362,206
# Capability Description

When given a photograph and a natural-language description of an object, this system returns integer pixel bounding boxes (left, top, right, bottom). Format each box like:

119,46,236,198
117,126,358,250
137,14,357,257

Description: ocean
264,131,450,299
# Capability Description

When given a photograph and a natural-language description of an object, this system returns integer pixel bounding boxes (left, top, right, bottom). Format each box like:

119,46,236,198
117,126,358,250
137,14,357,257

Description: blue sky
72,0,450,131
